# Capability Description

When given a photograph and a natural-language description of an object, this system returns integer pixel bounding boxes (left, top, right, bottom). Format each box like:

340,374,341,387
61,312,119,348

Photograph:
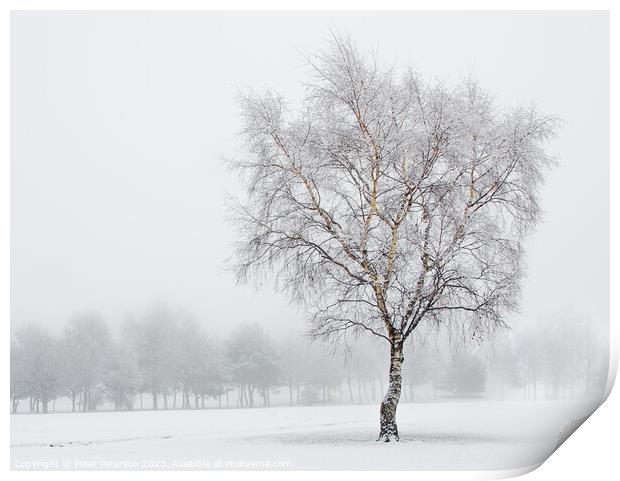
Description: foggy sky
11,11,609,336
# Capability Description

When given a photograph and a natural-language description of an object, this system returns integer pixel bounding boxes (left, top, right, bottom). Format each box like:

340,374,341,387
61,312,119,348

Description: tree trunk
378,339,404,442
239,386,245,408
347,376,354,404
248,386,254,407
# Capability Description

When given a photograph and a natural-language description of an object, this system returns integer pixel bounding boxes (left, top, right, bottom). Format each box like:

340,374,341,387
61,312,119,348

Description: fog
11,12,608,341
11,308,609,414
10,11,611,472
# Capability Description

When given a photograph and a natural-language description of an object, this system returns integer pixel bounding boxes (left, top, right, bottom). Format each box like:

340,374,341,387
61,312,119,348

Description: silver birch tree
230,35,558,441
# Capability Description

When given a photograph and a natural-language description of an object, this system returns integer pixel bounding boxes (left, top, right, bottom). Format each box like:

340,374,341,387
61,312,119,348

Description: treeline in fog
10,307,608,414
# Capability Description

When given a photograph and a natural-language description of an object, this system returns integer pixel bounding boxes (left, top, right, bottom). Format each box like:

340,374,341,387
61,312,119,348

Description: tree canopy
231,35,558,348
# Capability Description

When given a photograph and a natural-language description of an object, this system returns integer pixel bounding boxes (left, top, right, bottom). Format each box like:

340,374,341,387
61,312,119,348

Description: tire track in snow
11,434,173,449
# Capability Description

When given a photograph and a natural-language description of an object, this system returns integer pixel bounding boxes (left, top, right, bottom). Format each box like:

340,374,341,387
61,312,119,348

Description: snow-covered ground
11,399,598,471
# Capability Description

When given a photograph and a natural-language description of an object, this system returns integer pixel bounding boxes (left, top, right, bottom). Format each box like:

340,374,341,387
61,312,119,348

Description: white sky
11,11,609,337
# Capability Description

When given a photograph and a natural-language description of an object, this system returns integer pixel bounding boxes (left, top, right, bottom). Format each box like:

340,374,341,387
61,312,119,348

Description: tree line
10,307,607,414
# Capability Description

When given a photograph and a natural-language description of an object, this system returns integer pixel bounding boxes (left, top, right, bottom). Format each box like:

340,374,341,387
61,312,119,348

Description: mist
10,10,609,471
11,12,608,337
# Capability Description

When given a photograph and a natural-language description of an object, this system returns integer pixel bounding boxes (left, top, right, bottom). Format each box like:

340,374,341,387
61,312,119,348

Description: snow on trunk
378,339,404,442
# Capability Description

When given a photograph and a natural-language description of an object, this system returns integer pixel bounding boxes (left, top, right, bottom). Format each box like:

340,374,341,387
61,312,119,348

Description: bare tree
13,325,63,413
62,313,112,412
236,34,557,440
10,340,28,413
103,344,142,411
225,322,279,408
127,307,177,410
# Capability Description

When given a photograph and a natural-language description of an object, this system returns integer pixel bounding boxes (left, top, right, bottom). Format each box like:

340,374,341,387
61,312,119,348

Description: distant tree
13,325,63,413
58,335,83,412
226,323,279,408
10,340,29,413
278,338,313,406
194,348,230,408
304,345,345,404
230,34,557,440
510,317,609,401
441,351,487,395
515,326,545,400
103,344,142,410
128,307,177,409
539,316,592,400
62,313,112,411
347,341,385,404
584,327,610,399
301,385,320,405
489,333,523,399
402,334,437,401
173,319,213,409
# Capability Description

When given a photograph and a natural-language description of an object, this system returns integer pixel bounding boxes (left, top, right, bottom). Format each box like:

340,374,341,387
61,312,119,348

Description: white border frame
2,2,615,480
